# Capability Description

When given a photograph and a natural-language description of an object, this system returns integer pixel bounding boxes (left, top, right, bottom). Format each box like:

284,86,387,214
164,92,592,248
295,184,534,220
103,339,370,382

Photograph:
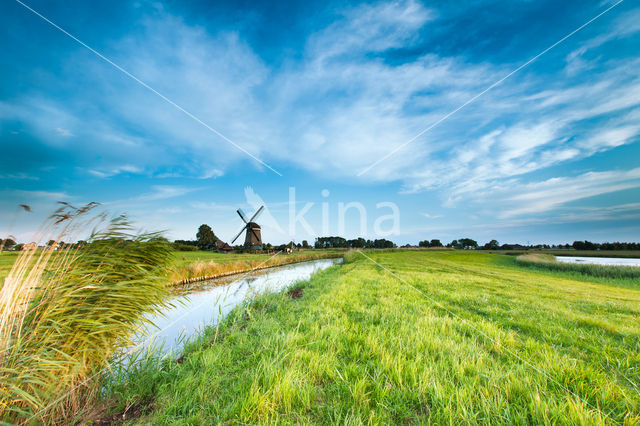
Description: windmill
231,206,264,249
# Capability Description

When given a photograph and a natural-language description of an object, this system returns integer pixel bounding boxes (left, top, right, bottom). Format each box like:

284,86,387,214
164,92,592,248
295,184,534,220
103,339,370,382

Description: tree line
571,240,640,250
4,227,639,253
314,236,395,249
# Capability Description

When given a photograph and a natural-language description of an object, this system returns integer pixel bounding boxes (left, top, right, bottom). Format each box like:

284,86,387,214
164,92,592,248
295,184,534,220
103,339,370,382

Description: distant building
215,240,233,253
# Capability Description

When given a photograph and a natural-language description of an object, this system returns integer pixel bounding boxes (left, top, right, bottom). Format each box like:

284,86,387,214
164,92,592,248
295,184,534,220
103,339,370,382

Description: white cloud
309,0,433,60
0,173,39,181
87,165,143,178
494,168,640,218
189,201,234,211
55,127,74,137
199,169,223,179
421,212,442,219
12,189,72,200
137,185,197,201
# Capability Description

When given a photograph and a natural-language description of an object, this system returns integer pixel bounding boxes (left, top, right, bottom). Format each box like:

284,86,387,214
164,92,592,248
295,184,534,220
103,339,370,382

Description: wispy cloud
488,168,640,218
137,185,198,201
55,127,73,137
87,165,143,178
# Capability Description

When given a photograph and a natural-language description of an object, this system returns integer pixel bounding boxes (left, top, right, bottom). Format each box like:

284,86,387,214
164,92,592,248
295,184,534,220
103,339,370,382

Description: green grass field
0,251,19,280
102,251,640,424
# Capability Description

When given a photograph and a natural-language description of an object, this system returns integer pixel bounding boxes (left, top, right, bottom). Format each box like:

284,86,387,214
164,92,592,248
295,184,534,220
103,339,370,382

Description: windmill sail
230,206,264,248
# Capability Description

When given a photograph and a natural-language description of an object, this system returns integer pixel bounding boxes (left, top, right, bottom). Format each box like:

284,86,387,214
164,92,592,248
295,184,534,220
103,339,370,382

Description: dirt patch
287,288,304,299
84,399,153,425
80,398,153,425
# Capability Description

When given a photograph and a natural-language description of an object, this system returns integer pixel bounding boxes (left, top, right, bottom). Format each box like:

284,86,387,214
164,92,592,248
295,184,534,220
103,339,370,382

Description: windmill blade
237,209,249,224
248,205,264,223
230,225,247,244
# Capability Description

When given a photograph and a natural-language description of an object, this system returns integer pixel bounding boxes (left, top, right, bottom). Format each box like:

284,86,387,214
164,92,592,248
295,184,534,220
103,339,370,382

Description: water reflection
136,258,342,356
556,256,640,267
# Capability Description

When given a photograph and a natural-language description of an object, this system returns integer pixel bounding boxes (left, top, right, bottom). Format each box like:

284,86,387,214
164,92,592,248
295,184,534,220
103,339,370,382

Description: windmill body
231,206,264,250
244,222,262,248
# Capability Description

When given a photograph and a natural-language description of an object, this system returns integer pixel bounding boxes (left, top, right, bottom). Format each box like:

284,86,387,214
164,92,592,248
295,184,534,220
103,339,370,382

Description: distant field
488,249,640,258
0,251,20,280
104,251,640,424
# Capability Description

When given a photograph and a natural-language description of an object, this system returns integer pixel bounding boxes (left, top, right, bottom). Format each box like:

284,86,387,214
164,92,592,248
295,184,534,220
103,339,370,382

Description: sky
1,0,639,246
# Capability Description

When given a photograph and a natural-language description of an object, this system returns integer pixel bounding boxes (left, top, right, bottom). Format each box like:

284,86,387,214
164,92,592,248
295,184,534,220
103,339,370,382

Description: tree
347,237,367,248
302,240,309,249
573,240,598,250
371,238,395,248
429,239,443,247
418,240,429,247
459,238,478,249
196,224,218,250
482,239,499,250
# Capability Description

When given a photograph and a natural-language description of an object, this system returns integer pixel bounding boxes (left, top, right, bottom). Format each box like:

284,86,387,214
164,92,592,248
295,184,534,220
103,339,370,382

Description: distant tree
315,236,348,248
429,239,443,247
314,236,396,249
14,243,24,251
302,240,309,249
370,238,395,248
458,238,478,249
572,240,598,250
482,239,500,250
347,237,367,248
418,240,429,248
449,239,460,249
196,224,218,250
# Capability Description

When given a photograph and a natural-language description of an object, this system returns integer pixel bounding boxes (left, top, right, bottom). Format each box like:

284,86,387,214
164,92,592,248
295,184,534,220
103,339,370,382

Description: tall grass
0,204,173,423
168,252,339,285
515,253,640,279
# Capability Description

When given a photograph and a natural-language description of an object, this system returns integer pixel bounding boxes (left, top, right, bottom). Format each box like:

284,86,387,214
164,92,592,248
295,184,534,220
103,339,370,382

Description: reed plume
0,203,173,423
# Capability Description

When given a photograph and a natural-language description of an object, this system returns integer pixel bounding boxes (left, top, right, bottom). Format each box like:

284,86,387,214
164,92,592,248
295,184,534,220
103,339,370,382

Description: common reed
0,203,173,423
168,252,338,285
515,253,640,279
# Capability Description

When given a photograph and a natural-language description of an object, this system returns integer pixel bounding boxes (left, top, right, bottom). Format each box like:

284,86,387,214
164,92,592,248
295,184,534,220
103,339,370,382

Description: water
555,256,640,267
134,258,342,356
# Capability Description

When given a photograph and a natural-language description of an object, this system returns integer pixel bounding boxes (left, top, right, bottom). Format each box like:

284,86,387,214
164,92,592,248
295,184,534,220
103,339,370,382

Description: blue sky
1,0,639,245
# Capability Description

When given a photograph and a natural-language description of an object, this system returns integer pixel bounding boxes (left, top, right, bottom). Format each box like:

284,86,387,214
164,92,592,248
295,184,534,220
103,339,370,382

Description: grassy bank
168,250,342,284
516,253,640,281
0,249,342,284
99,251,640,424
